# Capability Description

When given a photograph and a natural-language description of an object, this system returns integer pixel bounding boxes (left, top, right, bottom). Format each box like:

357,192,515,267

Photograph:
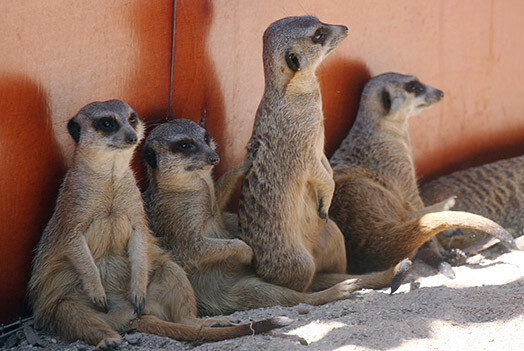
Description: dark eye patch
128,112,138,128
382,89,391,113
93,116,120,135
312,27,329,45
405,81,426,96
204,131,210,145
171,139,197,154
285,51,300,72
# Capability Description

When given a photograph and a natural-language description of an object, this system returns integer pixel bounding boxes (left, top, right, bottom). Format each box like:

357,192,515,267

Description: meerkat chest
84,185,138,259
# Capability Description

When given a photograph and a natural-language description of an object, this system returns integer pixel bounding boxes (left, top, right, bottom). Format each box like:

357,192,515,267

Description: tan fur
27,101,290,350
142,119,375,316
237,16,400,293
420,155,524,251
329,73,516,275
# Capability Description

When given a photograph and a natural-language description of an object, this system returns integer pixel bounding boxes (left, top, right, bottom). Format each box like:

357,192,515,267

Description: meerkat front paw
232,239,254,264
132,294,146,316
91,293,109,313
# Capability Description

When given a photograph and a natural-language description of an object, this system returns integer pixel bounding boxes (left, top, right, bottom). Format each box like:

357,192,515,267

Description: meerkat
141,119,388,316
420,155,524,252
236,16,406,293
27,100,291,350
329,73,517,276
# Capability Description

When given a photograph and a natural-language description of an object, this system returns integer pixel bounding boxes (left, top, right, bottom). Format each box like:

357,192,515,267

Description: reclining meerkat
142,119,376,315
27,100,291,350
329,73,517,277
420,155,524,252
237,16,406,293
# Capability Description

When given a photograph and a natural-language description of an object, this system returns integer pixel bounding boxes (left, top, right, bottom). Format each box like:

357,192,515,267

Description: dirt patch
8,249,524,351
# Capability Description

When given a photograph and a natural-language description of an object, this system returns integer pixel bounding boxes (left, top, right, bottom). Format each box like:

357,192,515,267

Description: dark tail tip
251,316,294,334
390,258,413,294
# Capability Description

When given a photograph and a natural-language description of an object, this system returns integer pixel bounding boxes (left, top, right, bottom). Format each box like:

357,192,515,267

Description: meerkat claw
133,296,146,316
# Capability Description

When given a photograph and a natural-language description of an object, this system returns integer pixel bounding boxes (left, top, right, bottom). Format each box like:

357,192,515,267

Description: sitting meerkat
141,119,377,316
27,100,291,350
329,73,516,278
420,155,524,252
238,15,371,293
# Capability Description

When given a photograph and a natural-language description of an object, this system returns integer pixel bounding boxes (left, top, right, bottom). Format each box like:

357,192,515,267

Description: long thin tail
132,315,294,343
416,211,517,250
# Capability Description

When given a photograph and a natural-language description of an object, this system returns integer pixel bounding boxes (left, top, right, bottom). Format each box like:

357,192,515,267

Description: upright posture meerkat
28,100,291,350
143,119,367,316
329,73,516,276
237,16,404,293
420,155,524,251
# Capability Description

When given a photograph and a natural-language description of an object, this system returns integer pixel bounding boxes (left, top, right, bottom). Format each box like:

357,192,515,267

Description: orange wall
1,0,523,323
0,0,173,323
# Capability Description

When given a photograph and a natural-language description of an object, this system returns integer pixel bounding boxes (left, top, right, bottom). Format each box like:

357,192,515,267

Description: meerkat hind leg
314,219,348,274
143,258,238,327
53,298,124,349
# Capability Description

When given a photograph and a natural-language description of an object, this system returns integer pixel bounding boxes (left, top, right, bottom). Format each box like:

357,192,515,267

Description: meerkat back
420,155,524,250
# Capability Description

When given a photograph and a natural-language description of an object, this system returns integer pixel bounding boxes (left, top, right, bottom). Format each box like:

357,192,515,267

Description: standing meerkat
329,73,516,276
142,119,371,316
237,16,405,293
420,155,524,251
27,100,291,350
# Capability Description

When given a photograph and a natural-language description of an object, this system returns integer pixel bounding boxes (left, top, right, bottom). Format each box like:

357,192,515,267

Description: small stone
124,333,141,345
297,307,310,315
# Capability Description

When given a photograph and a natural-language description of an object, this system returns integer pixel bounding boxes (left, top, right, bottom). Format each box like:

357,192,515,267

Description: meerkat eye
204,132,210,145
103,119,113,128
172,139,195,153
94,117,120,134
405,81,426,96
128,113,137,127
312,28,327,44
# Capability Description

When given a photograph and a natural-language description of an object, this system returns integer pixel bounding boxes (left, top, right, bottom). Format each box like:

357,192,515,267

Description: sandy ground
7,246,524,351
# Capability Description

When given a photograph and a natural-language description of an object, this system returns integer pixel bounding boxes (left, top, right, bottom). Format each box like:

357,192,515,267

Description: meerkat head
360,73,444,125
143,119,219,181
262,16,348,89
67,99,144,155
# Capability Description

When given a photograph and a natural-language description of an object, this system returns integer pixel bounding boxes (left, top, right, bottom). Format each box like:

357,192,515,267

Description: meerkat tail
132,315,294,342
416,211,517,250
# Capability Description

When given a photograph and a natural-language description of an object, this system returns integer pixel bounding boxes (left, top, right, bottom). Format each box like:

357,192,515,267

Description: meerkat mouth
108,144,135,150
185,164,213,171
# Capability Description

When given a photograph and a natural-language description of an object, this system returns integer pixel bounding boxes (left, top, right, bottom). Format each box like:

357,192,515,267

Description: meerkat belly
297,182,324,250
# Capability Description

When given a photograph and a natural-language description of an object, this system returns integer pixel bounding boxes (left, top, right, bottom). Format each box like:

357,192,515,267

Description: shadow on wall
318,58,371,158
170,0,228,178
126,0,174,190
0,74,66,323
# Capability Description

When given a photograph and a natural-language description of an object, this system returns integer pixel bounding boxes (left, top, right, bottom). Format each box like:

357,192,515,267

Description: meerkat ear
382,89,392,114
67,117,81,143
285,51,301,72
143,145,158,169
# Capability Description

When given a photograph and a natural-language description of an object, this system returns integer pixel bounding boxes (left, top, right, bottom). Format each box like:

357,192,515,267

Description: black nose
208,154,220,165
126,133,138,145
437,89,444,99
